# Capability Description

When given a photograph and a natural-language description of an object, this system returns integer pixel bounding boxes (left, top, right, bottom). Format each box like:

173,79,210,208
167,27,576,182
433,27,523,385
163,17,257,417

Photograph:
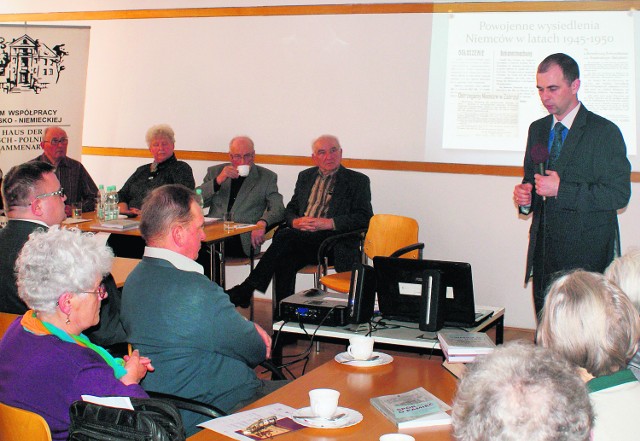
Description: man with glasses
226,134,373,309
0,162,126,347
197,136,285,261
31,126,98,215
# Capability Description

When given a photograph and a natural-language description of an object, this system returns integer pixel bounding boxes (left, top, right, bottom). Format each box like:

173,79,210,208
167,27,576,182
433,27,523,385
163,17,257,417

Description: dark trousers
246,227,335,305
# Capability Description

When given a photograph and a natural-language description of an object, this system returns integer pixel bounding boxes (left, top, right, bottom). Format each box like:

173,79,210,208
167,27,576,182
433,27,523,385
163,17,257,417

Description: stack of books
437,330,496,363
370,387,452,429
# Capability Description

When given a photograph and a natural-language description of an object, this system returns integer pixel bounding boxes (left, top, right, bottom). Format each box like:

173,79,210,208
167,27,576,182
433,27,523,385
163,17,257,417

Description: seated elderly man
31,126,98,214
197,136,284,259
120,184,286,436
227,134,373,309
452,341,594,441
537,270,640,441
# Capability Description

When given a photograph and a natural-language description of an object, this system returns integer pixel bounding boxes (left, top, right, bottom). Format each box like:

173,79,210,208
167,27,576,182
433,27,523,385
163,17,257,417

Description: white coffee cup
309,388,340,418
379,434,415,441
237,164,250,177
348,335,374,360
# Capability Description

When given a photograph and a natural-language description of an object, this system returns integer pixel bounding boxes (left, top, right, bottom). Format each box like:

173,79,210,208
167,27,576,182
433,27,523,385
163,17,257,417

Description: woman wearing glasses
0,227,153,441
118,124,195,215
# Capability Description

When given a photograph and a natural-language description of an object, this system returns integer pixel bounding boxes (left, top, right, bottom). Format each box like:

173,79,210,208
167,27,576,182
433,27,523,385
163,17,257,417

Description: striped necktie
548,122,565,170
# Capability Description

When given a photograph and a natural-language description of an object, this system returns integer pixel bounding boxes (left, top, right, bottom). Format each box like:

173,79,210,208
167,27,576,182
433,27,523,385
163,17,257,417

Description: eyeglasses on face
30,187,65,205
44,138,69,146
80,284,108,300
230,153,254,161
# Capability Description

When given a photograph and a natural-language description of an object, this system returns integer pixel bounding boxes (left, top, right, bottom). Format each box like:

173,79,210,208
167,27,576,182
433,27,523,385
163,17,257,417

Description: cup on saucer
348,335,374,360
309,388,340,418
379,434,415,441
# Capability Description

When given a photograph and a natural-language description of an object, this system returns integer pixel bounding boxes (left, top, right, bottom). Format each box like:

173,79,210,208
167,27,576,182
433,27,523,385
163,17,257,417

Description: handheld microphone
531,144,550,202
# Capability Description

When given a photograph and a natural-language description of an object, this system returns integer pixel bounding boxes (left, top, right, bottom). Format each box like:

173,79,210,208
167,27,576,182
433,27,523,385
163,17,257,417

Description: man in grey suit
198,136,285,258
513,53,631,319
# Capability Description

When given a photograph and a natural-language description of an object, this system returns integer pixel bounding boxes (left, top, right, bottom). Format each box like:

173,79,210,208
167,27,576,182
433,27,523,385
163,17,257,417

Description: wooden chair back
0,402,52,441
363,214,420,260
0,312,19,339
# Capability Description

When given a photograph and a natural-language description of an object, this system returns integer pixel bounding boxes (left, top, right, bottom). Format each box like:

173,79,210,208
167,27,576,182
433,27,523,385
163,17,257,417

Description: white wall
83,154,640,330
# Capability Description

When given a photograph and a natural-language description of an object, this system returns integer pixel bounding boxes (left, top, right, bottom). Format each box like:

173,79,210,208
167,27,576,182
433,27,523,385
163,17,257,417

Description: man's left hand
251,222,267,249
535,170,560,197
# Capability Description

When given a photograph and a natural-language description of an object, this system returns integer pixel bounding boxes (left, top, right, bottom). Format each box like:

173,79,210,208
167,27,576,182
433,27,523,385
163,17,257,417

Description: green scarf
21,310,127,379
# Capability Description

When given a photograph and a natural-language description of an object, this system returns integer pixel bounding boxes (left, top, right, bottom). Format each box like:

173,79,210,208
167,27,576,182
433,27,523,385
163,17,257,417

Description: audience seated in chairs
226,134,373,310
0,227,152,441
452,340,593,441
537,270,640,441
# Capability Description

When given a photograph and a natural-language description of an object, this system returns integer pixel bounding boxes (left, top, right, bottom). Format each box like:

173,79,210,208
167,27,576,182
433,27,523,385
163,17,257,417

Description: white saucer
335,351,393,367
292,406,363,429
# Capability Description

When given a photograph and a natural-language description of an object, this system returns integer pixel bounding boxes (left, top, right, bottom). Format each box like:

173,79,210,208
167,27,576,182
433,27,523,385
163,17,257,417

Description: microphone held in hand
531,144,550,201
531,143,549,176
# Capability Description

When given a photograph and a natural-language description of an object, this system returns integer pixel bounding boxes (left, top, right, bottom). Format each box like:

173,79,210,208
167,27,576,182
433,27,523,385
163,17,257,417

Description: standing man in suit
197,136,285,258
226,134,373,308
513,53,631,319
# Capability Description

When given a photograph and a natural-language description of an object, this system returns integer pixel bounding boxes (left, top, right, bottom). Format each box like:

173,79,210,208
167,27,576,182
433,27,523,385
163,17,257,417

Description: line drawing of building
0,34,68,94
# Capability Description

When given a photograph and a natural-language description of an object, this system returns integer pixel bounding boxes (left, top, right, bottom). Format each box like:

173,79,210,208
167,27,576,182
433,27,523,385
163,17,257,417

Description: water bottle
97,185,106,221
195,188,204,213
112,186,120,219
105,186,116,221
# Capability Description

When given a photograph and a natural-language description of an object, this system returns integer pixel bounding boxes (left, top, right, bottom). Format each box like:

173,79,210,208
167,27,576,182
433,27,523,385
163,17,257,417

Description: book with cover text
437,330,496,356
370,387,452,429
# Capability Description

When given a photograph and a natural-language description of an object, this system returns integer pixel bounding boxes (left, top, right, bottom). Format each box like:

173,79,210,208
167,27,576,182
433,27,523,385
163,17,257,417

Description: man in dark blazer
0,162,127,346
197,136,285,257
513,53,631,319
227,134,373,308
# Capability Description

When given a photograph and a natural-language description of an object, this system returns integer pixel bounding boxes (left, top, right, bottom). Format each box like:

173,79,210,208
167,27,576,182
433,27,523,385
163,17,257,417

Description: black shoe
226,284,253,309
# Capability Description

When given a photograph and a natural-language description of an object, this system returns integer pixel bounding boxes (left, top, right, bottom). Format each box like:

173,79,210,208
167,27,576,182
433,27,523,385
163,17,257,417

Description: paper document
198,403,300,441
81,395,133,410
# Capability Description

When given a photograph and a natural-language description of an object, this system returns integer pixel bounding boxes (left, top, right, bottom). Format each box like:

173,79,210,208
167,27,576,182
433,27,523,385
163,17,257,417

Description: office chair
319,214,424,293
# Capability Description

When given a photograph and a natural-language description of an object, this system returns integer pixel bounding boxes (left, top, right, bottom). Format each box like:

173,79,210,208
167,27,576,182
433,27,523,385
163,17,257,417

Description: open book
370,387,452,429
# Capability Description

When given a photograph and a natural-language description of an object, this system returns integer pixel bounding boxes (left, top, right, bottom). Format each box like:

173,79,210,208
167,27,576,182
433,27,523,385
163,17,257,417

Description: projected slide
428,11,636,163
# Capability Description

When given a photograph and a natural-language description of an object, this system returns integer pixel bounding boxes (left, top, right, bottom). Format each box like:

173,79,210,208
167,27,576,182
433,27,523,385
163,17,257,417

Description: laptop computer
373,257,492,328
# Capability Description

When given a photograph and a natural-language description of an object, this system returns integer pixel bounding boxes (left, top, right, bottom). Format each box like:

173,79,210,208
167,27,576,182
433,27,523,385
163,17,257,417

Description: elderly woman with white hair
537,270,640,441
0,227,153,441
605,248,640,379
118,124,195,215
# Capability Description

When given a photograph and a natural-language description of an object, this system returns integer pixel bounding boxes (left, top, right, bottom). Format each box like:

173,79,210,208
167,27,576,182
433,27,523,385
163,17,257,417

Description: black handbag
67,398,186,441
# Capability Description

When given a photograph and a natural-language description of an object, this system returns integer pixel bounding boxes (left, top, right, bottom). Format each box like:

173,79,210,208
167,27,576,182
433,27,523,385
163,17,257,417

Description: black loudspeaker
418,269,446,332
348,263,377,324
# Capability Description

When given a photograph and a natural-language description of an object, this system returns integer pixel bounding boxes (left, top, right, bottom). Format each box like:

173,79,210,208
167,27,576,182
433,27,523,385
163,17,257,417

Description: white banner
0,24,90,174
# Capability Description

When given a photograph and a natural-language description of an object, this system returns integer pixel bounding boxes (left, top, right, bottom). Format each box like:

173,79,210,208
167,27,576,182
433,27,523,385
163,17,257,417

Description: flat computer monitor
373,257,479,328
373,257,446,331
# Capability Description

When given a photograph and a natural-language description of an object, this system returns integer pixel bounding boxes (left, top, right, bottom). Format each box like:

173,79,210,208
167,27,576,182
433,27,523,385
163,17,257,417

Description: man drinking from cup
197,136,285,262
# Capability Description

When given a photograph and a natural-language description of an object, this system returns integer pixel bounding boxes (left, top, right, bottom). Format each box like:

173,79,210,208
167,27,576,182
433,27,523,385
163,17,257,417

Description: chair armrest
390,242,424,259
146,391,226,419
260,360,287,381
316,228,368,272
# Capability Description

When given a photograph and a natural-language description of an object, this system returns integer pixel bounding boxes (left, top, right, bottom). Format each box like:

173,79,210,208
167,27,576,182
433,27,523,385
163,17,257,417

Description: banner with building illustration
0,24,90,174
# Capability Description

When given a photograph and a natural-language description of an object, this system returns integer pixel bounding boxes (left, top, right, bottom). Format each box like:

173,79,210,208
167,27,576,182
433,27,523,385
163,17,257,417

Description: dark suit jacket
198,164,285,256
0,219,126,345
522,105,631,282
285,165,373,271
0,220,44,314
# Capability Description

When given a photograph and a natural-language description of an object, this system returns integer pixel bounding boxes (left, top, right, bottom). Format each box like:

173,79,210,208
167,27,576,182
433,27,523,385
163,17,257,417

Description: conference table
187,355,457,441
66,212,258,288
